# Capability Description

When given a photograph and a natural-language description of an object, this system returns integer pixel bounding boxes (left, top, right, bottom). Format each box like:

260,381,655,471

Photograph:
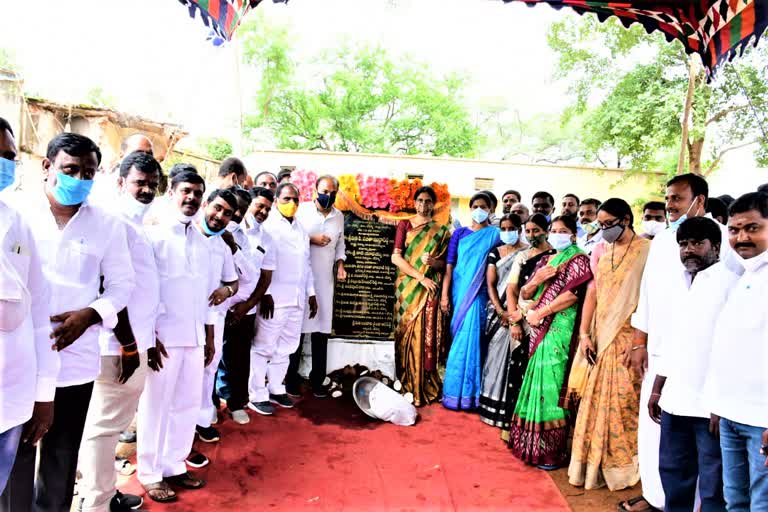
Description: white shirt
704,250,768,428
227,225,258,308
11,196,135,387
202,230,238,322
657,263,738,418
631,217,731,367
263,213,315,309
242,215,277,315
0,201,58,431
98,204,160,355
296,202,346,333
578,230,603,255
149,218,214,347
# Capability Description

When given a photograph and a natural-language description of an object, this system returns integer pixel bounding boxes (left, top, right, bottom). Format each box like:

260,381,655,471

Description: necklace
610,232,636,271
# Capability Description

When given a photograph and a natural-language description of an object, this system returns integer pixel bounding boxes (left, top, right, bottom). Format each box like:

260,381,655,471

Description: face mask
277,200,298,218
176,209,197,224
669,199,698,231
0,157,16,192
545,214,552,223
202,219,225,237
500,231,519,246
584,220,600,236
119,192,152,219
51,172,94,206
316,191,336,210
733,248,768,273
225,220,240,233
529,233,547,248
471,208,489,224
601,223,625,244
642,220,666,237
548,233,573,251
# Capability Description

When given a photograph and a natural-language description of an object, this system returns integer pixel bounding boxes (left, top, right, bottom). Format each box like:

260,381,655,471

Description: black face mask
317,191,337,209
529,234,548,248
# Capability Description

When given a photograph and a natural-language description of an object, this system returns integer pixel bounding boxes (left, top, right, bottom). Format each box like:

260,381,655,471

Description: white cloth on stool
137,346,204,485
250,306,303,402
198,313,225,427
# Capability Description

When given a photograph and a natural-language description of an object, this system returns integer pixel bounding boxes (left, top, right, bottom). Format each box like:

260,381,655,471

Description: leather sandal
618,496,662,512
142,481,177,503
166,472,207,490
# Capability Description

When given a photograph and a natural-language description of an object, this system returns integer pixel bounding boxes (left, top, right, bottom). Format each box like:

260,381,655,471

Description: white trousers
639,363,665,509
198,315,225,427
78,354,147,512
137,346,204,485
249,306,303,403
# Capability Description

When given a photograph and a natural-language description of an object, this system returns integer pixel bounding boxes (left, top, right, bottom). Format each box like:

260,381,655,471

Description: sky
0,0,764,192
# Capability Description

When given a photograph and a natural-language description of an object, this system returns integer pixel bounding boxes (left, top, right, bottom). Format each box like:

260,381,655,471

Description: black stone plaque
332,212,397,340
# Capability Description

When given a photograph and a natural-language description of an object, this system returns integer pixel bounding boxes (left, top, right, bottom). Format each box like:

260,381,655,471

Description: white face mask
641,220,666,237
733,249,768,273
548,233,574,251
120,192,152,219
226,220,240,233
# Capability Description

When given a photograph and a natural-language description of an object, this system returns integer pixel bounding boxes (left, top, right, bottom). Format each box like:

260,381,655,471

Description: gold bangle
509,322,519,327
122,348,138,356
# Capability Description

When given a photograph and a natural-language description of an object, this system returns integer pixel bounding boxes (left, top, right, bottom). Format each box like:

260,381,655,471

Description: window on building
406,173,424,180
474,177,494,191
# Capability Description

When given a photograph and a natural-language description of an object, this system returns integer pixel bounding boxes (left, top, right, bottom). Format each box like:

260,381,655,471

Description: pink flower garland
357,173,392,210
288,169,317,202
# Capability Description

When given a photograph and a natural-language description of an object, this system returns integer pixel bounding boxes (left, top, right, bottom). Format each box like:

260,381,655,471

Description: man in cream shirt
0,118,57,495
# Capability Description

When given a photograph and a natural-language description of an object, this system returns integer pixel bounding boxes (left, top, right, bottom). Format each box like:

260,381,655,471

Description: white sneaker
230,409,250,425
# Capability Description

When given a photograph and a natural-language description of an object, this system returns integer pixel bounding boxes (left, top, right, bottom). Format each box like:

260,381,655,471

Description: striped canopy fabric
504,0,768,77
177,0,286,42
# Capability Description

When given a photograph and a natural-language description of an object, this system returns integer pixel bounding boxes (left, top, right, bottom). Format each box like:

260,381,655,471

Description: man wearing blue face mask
620,173,730,512
2,133,135,512
287,175,347,398
531,191,555,223
0,119,58,499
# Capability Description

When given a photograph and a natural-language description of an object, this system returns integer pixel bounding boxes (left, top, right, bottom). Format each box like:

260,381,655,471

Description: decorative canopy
176,0,285,42
506,0,767,76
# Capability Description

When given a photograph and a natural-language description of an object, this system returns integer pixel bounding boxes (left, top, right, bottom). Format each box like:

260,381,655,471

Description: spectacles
599,218,621,230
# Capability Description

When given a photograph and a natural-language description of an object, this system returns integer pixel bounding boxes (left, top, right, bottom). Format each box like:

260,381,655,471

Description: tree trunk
688,137,704,175
677,58,698,174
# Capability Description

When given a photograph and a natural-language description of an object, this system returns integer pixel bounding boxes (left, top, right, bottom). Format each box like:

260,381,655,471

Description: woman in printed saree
440,192,500,411
479,214,529,427
392,186,452,406
568,199,649,491
508,215,593,469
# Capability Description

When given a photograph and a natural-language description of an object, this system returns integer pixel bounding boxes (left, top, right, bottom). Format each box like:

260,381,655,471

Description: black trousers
216,313,256,411
286,332,329,392
0,381,94,512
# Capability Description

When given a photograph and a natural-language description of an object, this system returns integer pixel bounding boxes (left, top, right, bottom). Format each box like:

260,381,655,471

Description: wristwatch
225,285,235,297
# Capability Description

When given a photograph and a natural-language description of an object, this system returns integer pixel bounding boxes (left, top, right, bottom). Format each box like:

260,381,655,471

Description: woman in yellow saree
567,198,650,491
391,186,451,406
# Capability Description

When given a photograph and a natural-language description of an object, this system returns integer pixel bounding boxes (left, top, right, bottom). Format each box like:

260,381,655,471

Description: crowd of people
0,117,766,512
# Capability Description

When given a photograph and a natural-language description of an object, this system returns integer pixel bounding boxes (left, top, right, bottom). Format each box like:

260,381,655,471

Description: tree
238,20,481,158
199,137,233,161
548,15,768,176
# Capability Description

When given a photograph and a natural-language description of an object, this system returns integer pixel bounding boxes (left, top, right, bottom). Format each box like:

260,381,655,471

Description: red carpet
122,396,570,511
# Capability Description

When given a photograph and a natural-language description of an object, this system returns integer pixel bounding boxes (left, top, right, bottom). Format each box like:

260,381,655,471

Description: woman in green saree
508,215,593,470
391,186,451,406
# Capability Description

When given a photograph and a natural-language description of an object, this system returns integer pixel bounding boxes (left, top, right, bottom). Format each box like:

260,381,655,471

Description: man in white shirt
577,198,603,254
250,183,316,415
648,217,733,512
213,157,247,190
77,151,163,512
253,171,277,194
90,134,153,209
191,189,238,449
501,190,521,215
216,187,274,424
622,173,730,512
704,192,768,512
0,119,57,495
136,170,215,502
287,175,346,398
1,133,135,512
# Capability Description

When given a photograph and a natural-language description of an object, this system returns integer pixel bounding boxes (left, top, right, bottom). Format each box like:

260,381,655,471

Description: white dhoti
198,315,225,427
249,306,303,403
137,346,204,485
638,362,665,510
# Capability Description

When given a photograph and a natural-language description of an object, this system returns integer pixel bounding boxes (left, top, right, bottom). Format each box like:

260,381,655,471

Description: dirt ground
549,468,641,512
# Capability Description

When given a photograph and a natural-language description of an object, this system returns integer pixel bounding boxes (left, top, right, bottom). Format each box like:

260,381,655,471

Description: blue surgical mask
202,220,225,237
669,200,698,231
500,230,519,245
545,214,552,223
316,191,336,209
0,157,16,192
51,172,94,206
471,208,489,224
548,233,573,251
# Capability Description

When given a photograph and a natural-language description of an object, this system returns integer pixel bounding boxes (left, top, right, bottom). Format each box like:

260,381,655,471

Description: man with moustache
91,134,154,207
622,173,730,512
560,193,580,217
0,118,56,496
287,175,347,398
648,217,732,512
577,198,603,255
253,171,277,193
249,183,316,415
704,192,768,511
1,133,134,512
501,190,521,214
78,151,162,512
216,188,274,424
531,191,555,221
136,170,215,503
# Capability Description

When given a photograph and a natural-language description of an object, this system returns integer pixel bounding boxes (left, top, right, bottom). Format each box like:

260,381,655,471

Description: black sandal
166,472,206,490
617,496,662,512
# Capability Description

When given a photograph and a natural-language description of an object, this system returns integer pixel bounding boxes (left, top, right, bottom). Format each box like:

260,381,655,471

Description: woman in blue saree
440,192,500,410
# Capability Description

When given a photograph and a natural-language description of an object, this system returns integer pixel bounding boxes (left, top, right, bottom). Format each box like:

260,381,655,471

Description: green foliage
238,19,480,158
548,15,768,176
85,87,116,109
199,137,233,161
0,48,17,71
